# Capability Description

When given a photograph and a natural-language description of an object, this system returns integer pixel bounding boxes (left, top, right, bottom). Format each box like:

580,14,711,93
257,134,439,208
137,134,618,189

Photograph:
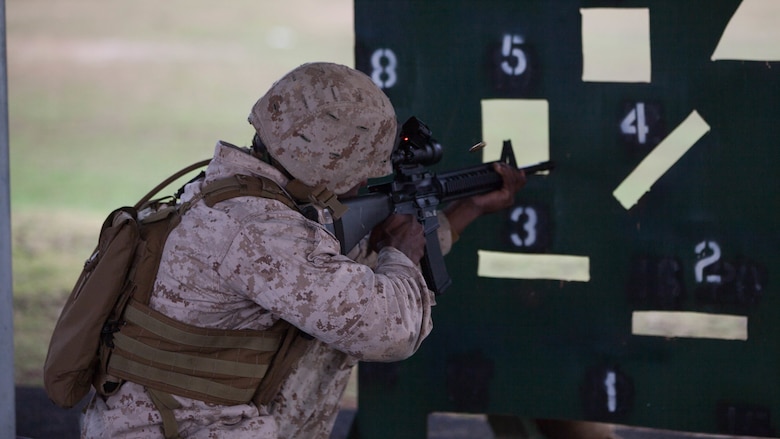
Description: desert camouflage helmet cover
248,62,397,194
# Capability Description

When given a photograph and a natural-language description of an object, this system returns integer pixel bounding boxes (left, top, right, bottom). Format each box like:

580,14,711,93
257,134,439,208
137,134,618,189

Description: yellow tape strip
480,99,549,165
477,250,590,282
613,110,710,210
632,311,748,341
711,0,780,61
580,8,651,83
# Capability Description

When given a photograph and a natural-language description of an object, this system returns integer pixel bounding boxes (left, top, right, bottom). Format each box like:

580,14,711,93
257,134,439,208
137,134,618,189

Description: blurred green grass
8,0,353,386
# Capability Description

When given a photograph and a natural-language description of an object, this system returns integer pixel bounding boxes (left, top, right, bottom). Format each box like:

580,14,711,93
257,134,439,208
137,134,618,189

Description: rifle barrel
436,160,554,203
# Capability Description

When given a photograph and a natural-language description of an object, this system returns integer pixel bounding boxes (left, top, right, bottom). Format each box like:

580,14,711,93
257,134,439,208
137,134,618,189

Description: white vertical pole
0,0,16,436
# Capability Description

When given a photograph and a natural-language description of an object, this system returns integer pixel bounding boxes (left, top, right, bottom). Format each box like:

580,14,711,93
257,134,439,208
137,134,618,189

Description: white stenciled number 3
510,206,537,247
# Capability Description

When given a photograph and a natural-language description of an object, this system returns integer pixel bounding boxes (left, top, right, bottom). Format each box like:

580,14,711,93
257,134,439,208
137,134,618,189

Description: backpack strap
147,388,182,439
201,174,299,211
135,159,211,211
132,157,345,222
97,170,315,433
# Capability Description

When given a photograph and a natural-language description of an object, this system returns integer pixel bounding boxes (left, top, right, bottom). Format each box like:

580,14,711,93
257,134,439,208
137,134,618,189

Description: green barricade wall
353,0,779,437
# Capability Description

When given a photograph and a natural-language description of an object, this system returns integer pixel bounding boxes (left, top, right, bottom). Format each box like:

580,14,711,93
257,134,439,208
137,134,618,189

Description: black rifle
327,116,553,295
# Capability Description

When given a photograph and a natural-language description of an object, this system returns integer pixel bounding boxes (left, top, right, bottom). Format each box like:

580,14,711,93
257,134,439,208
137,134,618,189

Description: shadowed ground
16,386,764,439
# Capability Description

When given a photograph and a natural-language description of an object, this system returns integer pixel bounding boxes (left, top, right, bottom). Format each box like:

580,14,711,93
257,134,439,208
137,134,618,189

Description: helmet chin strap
250,133,274,164
285,179,348,220
252,132,348,219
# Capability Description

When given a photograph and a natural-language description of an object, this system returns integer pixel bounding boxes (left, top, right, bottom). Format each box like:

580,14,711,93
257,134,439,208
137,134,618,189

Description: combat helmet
248,62,397,195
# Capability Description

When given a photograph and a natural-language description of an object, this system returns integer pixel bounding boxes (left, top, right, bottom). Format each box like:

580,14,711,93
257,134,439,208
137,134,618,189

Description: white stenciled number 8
370,48,398,89
501,34,527,76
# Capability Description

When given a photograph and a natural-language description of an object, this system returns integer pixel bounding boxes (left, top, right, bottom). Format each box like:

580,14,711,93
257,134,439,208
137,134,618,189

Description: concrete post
0,0,17,436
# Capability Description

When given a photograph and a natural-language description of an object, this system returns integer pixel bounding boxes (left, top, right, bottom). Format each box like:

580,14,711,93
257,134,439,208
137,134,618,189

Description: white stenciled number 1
604,370,617,413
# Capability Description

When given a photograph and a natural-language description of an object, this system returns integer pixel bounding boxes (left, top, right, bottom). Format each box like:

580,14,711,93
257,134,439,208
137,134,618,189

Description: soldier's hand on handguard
444,163,527,238
369,214,426,263
473,163,527,214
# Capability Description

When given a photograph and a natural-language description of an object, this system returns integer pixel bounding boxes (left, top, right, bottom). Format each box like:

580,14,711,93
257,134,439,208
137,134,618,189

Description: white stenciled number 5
501,34,527,76
370,48,398,89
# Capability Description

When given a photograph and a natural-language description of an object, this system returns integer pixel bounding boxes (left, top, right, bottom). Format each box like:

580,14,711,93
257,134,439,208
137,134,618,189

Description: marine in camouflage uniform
81,62,526,438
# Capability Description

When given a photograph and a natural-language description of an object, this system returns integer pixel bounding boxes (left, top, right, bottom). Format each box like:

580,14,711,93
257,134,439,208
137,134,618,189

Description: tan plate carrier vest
97,172,316,438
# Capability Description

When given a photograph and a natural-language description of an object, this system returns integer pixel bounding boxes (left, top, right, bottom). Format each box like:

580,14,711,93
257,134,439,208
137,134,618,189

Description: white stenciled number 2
695,240,722,284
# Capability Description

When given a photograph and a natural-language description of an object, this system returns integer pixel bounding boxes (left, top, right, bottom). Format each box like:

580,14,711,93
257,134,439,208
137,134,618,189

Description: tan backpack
44,160,311,415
